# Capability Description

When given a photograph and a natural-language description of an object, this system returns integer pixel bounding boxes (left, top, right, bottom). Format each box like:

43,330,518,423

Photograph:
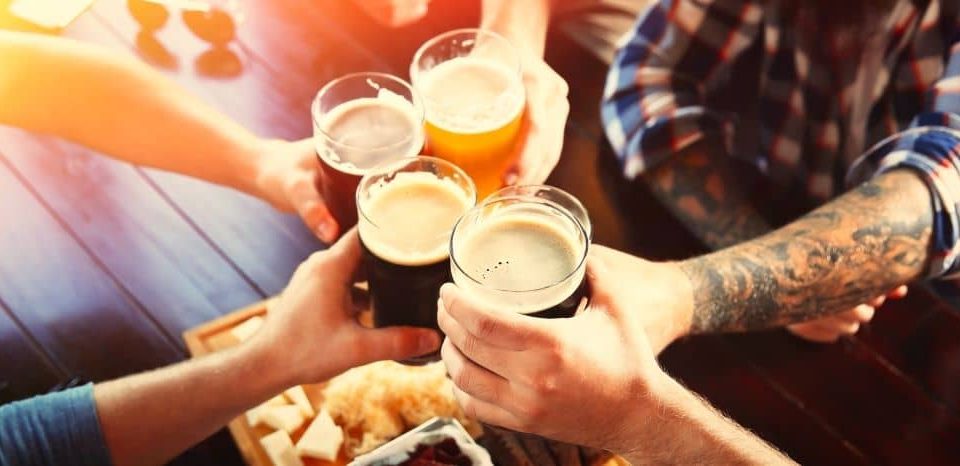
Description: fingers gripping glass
451,186,590,319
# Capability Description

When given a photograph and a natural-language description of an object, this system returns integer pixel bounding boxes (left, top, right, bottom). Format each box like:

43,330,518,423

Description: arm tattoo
643,143,771,250
679,170,933,333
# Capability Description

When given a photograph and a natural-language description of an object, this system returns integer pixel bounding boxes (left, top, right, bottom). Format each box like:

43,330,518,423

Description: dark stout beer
357,158,475,364
451,198,589,318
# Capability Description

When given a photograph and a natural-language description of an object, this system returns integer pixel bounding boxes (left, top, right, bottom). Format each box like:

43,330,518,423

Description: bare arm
94,342,287,466
0,31,342,240
619,374,794,465
480,0,552,58
0,31,262,197
679,169,932,333
94,232,439,466
644,142,771,250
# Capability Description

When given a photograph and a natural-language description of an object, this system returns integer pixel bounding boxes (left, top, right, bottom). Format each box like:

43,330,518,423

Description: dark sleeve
0,383,113,466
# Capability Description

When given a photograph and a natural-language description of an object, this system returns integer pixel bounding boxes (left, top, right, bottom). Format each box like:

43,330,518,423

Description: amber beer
411,29,525,198
313,73,424,229
450,188,590,318
357,156,476,364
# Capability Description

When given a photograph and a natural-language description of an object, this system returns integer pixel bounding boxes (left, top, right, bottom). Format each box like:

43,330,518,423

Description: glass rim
449,197,590,294
356,155,477,231
482,184,592,238
312,72,425,154
409,27,523,87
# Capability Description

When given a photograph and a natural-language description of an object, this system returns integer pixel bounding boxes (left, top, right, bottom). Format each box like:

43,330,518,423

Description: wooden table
1,1,959,464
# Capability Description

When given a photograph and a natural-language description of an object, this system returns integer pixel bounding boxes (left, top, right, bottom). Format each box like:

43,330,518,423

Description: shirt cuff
847,111,960,278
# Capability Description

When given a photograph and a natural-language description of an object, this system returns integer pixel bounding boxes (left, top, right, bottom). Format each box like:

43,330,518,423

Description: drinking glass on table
357,156,476,364
450,186,590,319
410,28,525,198
313,72,425,229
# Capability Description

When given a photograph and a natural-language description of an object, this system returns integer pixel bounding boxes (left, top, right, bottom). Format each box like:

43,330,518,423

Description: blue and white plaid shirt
602,0,960,280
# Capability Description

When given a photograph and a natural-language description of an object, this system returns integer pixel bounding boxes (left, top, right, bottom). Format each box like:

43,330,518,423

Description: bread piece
481,427,534,466
260,405,306,434
548,440,583,466
322,361,480,457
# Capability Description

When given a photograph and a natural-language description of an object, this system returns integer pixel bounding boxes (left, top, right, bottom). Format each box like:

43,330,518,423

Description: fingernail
316,220,337,243
504,173,519,185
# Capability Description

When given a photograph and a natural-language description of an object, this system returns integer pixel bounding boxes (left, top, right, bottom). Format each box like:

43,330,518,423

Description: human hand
254,138,339,243
349,0,430,27
437,251,680,453
504,57,570,185
249,229,441,386
787,286,908,343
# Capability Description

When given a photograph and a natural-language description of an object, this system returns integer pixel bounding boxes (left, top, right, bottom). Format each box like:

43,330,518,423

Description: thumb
351,326,442,364
290,172,339,242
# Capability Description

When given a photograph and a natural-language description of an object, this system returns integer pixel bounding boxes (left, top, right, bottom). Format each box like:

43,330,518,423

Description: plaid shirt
601,0,960,279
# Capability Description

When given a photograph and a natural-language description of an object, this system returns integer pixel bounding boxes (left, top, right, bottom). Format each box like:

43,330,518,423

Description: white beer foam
358,172,472,266
317,88,423,174
417,56,524,134
453,205,587,314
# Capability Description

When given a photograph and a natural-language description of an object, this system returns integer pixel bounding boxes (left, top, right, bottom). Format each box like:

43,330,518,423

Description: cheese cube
283,385,315,418
260,430,304,466
295,408,343,461
230,316,265,342
245,394,289,427
260,405,305,434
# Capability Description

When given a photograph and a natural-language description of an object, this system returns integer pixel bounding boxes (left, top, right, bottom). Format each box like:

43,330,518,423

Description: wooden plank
0,154,183,381
0,131,265,337
724,330,960,464
57,8,323,295
856,291,960,416
0,298,65,401
661,338,869,466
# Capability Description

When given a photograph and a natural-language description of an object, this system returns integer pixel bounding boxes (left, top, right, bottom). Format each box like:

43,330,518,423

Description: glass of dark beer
313,72,425,229
450,187,589,318
357,156,476,364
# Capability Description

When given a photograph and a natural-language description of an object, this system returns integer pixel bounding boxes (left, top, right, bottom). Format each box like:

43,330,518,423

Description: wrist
481,0,550,60
664,261,695,342
236,333,299,394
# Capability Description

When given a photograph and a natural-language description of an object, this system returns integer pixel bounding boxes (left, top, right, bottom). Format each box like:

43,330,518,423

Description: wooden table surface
1,1,959,465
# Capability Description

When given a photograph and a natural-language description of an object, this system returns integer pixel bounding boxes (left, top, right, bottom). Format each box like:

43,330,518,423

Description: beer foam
453,209,586,314
359,172,473,266
417,56,524,134
317,89,423,174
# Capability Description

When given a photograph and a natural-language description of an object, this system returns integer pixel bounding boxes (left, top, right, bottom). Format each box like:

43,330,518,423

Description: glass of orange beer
410,28,525,198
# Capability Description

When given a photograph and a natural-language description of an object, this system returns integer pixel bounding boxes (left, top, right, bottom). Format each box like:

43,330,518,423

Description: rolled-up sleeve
0,383,113,466
600,0,762,179
847,112,960,278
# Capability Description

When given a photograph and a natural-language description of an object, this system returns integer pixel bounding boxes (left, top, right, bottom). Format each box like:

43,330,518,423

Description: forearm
481,0,551,58
643,143,771,250
0,32,264,197
620,373,794,465
94,343,290,466
679,169,933,333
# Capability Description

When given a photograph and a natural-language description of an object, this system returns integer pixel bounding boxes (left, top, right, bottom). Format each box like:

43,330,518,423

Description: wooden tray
183,299,629,466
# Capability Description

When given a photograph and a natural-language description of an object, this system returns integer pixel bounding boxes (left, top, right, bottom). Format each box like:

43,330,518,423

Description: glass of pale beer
410,28,525,198
313,72,425,229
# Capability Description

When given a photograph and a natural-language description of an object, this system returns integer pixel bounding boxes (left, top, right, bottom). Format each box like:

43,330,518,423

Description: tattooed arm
643,141,771,250
678,169,932,333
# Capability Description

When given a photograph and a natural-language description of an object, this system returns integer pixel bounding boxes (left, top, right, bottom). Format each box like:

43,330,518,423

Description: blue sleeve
0,383,114,466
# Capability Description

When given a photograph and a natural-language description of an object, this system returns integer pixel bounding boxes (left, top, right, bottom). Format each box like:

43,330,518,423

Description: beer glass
357,156,476,364
410,28,525,198
313,72,425,229
450,187,590,318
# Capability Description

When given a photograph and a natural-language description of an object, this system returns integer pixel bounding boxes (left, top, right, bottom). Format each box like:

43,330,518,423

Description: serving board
183,299,629,466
